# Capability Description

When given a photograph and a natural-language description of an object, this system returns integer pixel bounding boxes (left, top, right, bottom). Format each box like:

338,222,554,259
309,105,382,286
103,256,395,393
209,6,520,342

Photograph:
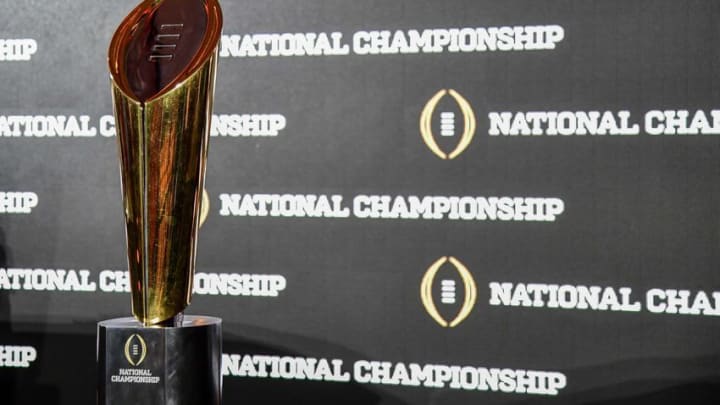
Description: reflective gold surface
109,0,222,326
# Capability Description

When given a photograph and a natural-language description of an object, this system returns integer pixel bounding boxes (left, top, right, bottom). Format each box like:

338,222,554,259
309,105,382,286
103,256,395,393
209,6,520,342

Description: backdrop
1,0,720,404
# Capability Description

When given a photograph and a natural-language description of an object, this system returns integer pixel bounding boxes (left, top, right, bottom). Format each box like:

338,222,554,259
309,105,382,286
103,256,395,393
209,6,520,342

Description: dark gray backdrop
1,0,719,404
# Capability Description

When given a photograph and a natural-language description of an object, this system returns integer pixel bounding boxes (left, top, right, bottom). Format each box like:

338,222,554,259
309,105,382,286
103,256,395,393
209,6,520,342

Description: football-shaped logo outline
123,333,148,367
420,256,477,327
419,89,477,160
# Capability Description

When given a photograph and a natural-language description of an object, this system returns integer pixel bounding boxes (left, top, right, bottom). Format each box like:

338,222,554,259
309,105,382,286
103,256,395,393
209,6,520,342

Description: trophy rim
99,316,222,328
107,0,223,103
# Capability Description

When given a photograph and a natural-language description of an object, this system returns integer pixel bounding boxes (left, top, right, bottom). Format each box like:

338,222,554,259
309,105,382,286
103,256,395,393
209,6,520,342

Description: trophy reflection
98,1,223,404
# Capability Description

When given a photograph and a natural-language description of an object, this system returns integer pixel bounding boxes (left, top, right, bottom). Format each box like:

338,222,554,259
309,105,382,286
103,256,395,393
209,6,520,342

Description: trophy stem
154,312,184,328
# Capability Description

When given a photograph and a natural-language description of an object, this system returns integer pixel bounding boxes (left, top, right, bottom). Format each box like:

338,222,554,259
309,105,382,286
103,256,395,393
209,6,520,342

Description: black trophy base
97,316,222,405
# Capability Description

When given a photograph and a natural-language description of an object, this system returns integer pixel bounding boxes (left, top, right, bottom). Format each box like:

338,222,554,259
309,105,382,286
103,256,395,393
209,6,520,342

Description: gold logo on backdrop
199,189,210,227
419,89,477,159
420,256,477,327
124,334,148,366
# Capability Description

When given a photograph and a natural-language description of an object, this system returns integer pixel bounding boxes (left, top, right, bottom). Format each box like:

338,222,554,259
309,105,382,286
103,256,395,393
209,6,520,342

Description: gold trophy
98,1,223,404
110,0,222,327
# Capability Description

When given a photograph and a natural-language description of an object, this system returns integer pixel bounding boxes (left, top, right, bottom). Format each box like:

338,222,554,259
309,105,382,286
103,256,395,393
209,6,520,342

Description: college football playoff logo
123,334,148,367
419,89,477,159
420,256,477,327
200,189,210,227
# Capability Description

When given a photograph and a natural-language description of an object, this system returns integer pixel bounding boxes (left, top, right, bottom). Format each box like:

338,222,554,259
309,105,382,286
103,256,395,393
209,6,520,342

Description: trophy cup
97,1,223,404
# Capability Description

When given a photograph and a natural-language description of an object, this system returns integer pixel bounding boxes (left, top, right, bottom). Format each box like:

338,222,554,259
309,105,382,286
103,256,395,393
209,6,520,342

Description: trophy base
97,316,222,405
